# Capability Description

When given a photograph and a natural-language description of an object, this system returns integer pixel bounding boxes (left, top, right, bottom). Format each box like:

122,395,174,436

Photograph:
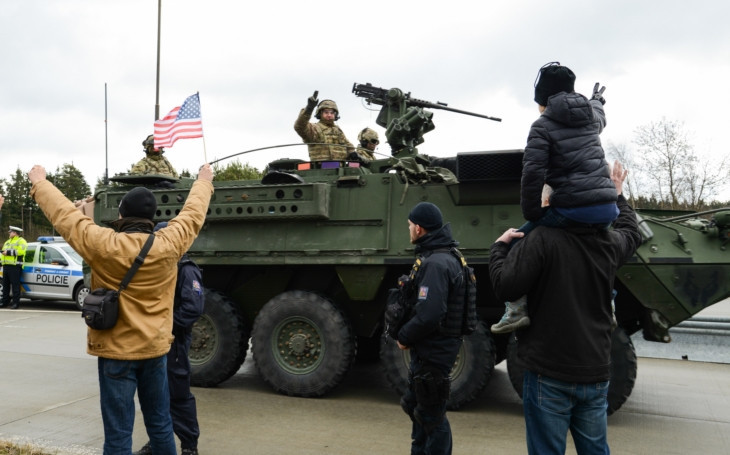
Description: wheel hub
274,318,323,373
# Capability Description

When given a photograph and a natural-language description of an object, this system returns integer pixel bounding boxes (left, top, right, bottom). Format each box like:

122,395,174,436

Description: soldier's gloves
306,90,319,113
591,83,606,105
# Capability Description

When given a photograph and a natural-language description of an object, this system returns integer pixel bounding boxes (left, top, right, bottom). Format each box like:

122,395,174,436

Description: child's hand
496,228,525,245
592,83,606,105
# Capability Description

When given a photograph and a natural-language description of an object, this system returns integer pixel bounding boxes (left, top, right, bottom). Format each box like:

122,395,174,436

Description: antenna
104,83,109,184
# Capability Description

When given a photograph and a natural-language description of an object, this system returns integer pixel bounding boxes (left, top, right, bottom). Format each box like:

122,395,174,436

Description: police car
0,237,89,310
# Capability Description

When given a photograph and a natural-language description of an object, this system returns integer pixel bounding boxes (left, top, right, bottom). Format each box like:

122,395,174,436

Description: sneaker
133,442,152,455
181,448,199,455
490,297,530,334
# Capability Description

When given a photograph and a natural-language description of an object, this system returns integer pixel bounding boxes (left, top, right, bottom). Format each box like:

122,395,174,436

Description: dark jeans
523,370,610,455
1,264,22,306
98,356,176,455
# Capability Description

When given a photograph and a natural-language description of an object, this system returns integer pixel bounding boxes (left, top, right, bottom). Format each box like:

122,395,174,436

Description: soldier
349,127,379,164
131,135,179,178
294,92,354,161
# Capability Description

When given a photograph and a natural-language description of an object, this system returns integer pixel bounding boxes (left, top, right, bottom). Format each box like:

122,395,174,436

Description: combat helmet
315,100,340,120
142,134,163,153
358,127,379,147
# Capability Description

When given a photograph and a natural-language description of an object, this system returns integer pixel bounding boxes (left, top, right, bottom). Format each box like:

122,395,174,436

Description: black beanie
534,63,576,106
118,187,157,220
409,202,443,231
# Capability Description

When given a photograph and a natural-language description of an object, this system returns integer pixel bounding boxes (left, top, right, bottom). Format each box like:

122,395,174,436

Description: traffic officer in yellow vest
294,91,354,161
1,225,28,309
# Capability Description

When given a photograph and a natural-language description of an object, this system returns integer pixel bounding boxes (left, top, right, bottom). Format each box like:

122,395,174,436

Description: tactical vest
410,247,478,337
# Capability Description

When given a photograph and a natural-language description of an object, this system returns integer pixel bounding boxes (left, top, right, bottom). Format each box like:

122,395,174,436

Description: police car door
31,245,71,299
20,244,38,295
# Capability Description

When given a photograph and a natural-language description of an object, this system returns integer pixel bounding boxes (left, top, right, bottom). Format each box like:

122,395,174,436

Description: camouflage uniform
131,154,179,178
294,101,354,161
352,127,379,163
131,135,179,178
353,146,375,163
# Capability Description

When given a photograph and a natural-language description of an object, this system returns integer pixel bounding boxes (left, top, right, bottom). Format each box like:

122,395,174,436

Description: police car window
60,245,82,265
25,245,36,263
46,248,65,264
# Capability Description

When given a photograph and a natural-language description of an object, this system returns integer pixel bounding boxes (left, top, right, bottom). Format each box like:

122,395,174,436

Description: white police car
0,236,89,310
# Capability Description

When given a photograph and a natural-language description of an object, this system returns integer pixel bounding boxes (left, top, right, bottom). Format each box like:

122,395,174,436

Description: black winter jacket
398,223,463,371
522,92,617,221
489,195,641,383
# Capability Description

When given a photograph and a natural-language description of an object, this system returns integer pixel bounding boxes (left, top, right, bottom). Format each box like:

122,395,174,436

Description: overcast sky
2,1,729,198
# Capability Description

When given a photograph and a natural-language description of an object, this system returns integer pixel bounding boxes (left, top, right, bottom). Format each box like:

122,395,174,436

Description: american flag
154,93,203,149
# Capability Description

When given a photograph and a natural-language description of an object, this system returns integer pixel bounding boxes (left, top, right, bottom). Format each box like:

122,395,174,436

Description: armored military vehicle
93,83,730,414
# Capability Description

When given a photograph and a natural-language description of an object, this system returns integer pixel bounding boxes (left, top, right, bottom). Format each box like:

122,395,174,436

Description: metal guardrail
672,316,730,336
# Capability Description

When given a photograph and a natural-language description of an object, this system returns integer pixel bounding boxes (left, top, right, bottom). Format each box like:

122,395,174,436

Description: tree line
0,160,262,241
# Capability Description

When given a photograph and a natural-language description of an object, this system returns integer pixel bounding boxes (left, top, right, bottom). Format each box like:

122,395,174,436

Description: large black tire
251,290,357,397
380,321,495,410
607,327,637,415
190,289,249,387
506,327,638,415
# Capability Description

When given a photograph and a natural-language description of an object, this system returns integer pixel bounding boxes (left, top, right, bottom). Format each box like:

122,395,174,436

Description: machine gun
353,82,501,158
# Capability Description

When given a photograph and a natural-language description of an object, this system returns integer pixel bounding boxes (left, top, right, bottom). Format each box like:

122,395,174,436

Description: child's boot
490,295,530,334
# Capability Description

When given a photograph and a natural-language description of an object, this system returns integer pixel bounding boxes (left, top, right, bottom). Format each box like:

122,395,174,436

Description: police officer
130,135,179,178
397,202,464,455
294,92,354,161
349,127,379,164
1,225,28,309
135,223,205,455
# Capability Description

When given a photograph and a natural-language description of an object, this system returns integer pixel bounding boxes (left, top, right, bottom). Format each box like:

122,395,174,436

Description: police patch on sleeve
418,286,429,300
192,279,203,296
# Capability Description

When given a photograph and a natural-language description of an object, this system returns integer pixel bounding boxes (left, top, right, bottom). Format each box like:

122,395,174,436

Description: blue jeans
523,370,610,455
98,356,176,455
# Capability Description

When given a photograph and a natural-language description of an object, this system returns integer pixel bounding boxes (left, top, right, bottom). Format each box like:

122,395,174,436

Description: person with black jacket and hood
491,61,619,334
489,161,641,454
397,202,463,455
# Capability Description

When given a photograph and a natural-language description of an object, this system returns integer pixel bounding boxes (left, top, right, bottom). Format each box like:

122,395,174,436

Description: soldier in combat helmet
348,127,379,164
131,135,179,178
294,91,354,161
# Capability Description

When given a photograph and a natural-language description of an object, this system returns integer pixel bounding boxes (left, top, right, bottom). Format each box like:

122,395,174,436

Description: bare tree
633,118,692,209
631,118,728,209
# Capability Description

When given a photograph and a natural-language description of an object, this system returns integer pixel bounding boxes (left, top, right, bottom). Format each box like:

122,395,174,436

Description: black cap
118,187,157,220
534,63,576,106
408,202,443,231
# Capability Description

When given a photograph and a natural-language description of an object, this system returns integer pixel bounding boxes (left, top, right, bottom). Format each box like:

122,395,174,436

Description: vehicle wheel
73,282,90,311
506,334,524,397
251,290,356,397
506,327,638,415
190,289,249,387
380,320,495,410
607,326,637,415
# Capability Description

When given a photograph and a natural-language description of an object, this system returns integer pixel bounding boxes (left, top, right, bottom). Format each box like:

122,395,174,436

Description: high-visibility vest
1,236,27,266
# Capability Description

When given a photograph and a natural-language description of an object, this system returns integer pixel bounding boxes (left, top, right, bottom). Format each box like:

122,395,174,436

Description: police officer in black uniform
136,223,204,455
397,202,464,455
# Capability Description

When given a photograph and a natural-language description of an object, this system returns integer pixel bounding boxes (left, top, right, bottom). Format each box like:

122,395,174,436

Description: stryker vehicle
93,83,730,414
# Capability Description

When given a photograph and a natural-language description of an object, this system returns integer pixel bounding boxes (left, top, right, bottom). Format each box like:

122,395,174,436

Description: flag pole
198,91,207,163
154,0,162,121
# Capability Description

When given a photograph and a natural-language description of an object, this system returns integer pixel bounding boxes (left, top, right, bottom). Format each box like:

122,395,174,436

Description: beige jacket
31,179,213,360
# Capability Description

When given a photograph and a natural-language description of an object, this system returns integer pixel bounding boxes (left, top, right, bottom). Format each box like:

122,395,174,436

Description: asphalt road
1,303,730,454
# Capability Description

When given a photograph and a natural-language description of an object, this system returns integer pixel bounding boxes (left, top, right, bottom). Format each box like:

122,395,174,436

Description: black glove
591,83,606,105
306,90,319,112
